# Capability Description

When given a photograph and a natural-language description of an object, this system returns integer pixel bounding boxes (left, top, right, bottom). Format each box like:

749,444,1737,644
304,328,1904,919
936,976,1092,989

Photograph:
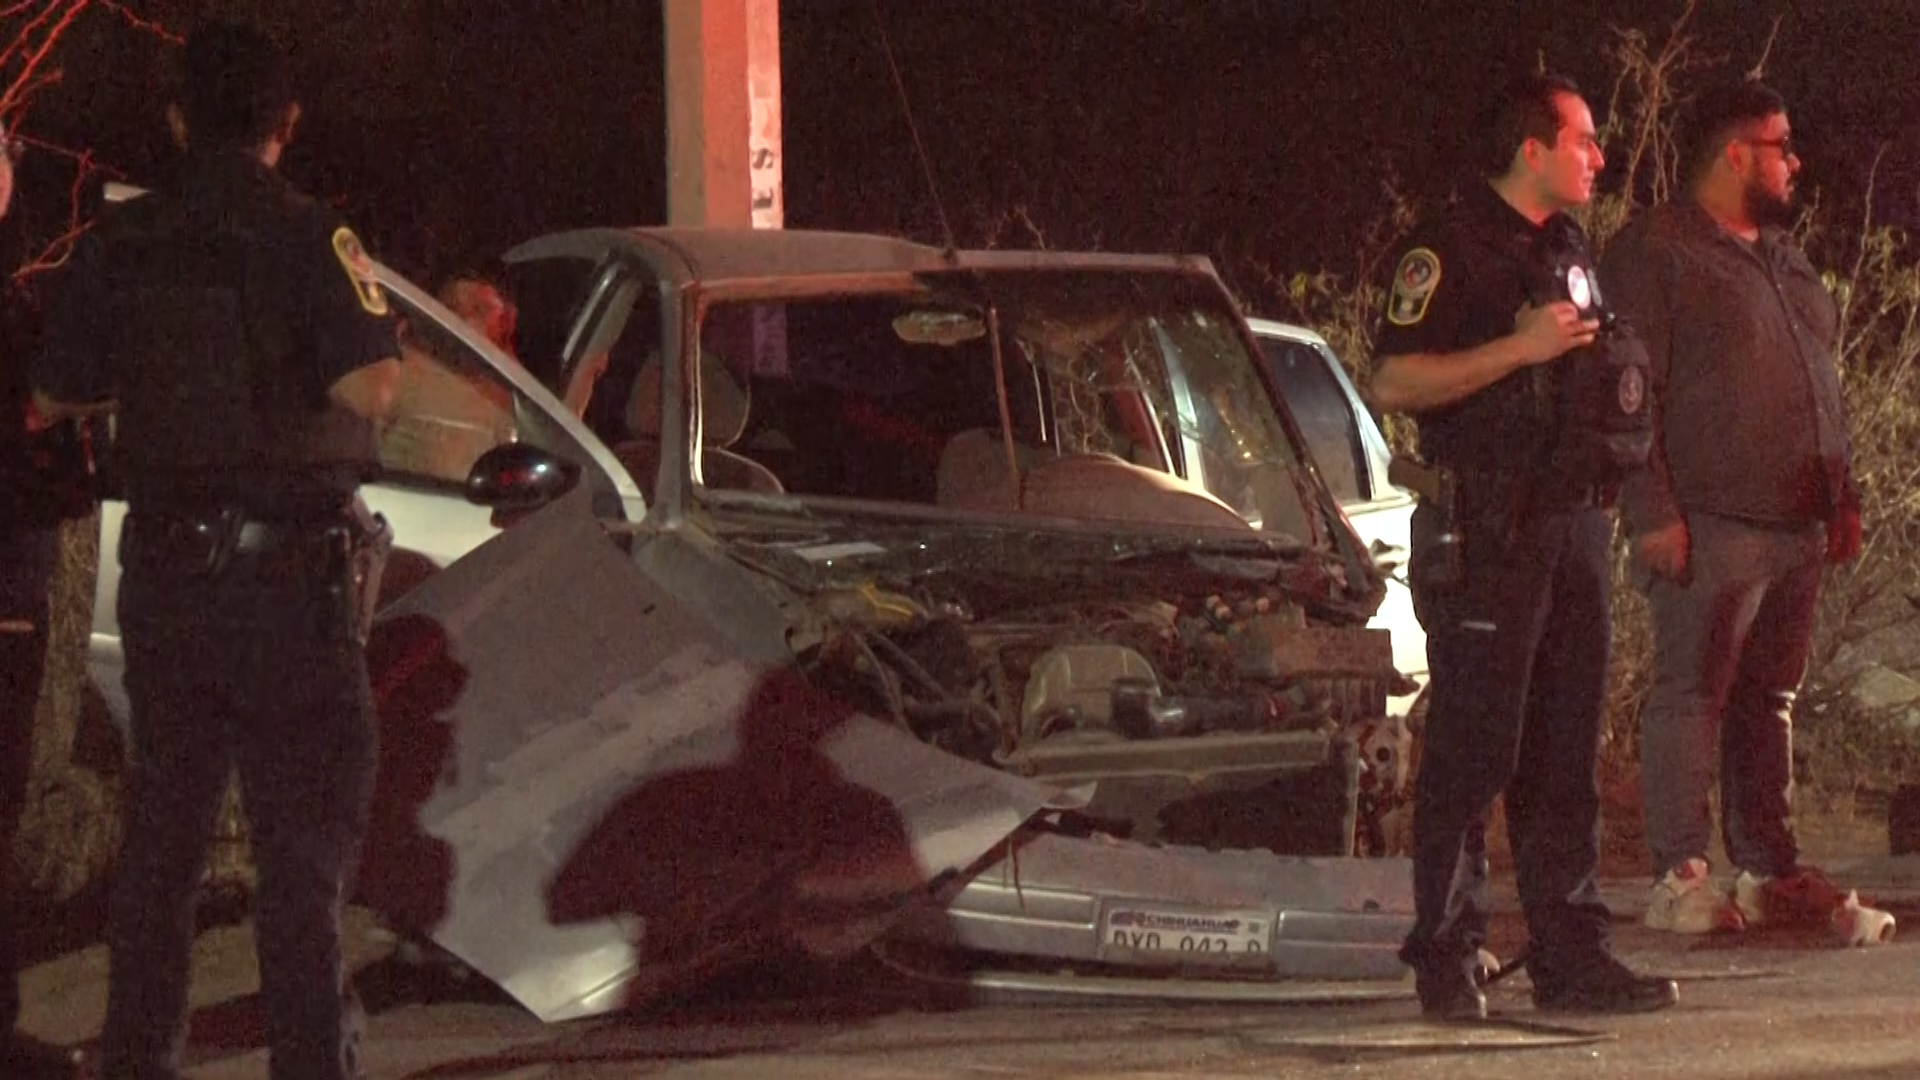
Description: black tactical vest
1529,215,1654,489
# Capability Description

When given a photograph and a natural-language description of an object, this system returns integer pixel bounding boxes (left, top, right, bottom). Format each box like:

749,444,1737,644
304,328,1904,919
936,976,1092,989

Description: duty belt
127,507,350,579
1403,463,1614,513
127,502,393,643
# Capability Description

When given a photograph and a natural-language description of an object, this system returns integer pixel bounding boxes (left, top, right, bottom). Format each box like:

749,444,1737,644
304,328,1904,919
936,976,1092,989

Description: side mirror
465,443,580,511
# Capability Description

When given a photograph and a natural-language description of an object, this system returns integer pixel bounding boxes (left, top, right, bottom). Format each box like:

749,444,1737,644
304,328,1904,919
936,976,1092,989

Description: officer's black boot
1529,952,1678,1015
1414,953,1487,1022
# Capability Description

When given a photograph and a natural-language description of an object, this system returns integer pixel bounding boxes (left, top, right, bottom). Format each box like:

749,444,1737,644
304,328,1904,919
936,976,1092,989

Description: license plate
1099,903,1274,960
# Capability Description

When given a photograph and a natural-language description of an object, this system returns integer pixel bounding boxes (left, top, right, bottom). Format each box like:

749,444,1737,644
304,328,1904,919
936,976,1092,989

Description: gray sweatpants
1640,512,1825,880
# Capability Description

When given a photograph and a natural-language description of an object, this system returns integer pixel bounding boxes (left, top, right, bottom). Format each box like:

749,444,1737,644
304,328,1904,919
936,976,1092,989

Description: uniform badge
1618,365,1646,416
1566,265,1593,310
331,226,390,316
1387,247,1441,326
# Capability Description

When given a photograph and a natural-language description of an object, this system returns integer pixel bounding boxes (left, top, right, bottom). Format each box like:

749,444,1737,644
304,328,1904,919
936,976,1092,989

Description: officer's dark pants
1399,502,1615,983
0,526,60,1036
100,515,377,1080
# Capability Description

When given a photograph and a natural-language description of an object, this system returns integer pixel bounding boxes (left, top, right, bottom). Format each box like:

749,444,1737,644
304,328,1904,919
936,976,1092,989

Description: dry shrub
14,513,120,906
1791,216,1920,803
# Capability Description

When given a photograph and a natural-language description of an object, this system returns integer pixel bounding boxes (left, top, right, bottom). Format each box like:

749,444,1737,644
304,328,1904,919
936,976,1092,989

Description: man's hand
1513,301,1600,365
1369,301,1602,416
1634,520,1690,581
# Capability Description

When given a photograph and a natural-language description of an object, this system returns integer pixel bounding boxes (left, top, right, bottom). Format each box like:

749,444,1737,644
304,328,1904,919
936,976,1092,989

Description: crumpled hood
355,487,1074,1021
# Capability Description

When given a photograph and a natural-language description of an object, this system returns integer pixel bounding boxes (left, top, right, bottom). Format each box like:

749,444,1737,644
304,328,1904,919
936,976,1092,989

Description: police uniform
1376,182,1624,1003
33,150,397,1080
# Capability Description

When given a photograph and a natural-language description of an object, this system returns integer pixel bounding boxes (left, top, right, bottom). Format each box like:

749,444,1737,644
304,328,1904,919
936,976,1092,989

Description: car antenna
868,0,959,260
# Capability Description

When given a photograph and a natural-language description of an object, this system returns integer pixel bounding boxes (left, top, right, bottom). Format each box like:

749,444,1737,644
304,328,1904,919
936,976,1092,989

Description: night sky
17,1,1920,320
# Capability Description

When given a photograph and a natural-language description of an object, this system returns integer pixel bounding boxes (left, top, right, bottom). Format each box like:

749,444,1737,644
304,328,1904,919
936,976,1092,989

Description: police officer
1,120,92,1079
1369,73,1677,1020
32,22,399,1080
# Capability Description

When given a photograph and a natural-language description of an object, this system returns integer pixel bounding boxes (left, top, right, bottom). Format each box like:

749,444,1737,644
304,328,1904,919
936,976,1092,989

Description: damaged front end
774,527,1409,857
756,519,1414,982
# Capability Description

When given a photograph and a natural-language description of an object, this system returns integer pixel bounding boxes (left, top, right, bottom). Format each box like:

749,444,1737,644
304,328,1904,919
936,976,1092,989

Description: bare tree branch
1746,12,1785,81
1836,146,1889,366
1601,0,1705,214
98,0,180,41
0,2,179,281
0,0,87,118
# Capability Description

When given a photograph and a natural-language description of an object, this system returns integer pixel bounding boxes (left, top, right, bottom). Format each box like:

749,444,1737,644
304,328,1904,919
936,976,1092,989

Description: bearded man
1601,80,1860,936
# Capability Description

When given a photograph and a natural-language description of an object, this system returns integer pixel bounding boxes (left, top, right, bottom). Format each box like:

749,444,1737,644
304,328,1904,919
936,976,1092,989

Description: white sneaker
1833,889,1898,946
1645,857,1746,933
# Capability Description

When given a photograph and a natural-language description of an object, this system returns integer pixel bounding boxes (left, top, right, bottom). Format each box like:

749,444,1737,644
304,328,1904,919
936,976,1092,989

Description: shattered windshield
698,268,1317,544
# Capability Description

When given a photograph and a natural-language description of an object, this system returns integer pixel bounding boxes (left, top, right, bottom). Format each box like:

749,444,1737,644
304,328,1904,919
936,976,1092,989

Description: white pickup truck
1246,318,1425,718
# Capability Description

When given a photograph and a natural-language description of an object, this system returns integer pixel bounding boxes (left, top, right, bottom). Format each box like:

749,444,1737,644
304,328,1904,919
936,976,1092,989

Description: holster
1390,457,1465,594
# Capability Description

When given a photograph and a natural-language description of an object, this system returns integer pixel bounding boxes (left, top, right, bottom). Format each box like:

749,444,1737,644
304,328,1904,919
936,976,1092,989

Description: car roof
506,227,1220,286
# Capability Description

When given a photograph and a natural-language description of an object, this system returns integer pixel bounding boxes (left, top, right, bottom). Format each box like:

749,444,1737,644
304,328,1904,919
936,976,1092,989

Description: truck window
1257,338,1369,505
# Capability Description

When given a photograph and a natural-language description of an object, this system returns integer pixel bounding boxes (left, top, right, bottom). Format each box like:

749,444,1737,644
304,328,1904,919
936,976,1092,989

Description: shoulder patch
1386,247,1442,327
330,226,390,316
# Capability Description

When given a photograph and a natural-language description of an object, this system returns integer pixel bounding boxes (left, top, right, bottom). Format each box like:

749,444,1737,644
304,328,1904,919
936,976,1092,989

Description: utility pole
663,0,783,228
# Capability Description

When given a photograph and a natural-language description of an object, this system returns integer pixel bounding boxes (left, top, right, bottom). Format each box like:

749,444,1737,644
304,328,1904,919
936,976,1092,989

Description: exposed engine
801,578,1414,859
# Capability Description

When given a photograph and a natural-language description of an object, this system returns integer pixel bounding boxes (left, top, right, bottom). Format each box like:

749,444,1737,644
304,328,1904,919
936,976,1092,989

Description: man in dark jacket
1602,81,1861,936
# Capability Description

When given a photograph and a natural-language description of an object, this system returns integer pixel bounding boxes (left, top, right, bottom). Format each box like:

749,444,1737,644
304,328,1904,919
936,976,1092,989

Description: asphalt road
19,861,1920,1080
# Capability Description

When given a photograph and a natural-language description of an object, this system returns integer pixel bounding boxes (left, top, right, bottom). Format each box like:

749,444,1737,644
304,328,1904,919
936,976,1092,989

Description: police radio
1530,216,1653,490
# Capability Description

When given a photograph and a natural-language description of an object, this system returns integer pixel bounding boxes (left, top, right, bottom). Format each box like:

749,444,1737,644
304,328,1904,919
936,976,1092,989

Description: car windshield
696,268,1317,544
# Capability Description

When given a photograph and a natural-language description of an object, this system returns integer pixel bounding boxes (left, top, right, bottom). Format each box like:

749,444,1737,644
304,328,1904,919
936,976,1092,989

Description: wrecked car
87,225,1417,1021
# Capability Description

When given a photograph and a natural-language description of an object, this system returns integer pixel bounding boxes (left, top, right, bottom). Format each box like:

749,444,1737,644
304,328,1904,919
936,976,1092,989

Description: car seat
616,352,784,502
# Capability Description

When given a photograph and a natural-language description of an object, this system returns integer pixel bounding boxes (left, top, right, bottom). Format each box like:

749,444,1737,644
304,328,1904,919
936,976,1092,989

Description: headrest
628,350,750,447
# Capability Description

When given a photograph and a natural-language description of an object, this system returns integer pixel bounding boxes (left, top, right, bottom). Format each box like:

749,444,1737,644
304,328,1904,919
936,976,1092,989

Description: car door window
1257,338,1370,505
504,256,662,450
377,291,598,494
502,257,598,400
